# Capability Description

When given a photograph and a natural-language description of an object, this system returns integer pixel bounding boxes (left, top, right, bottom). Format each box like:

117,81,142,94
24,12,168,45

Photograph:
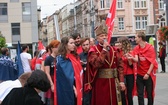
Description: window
142,16,147,29
22,2,31,21
135,17,141,29
134,0,146,8
134,0,140,8
159,0,164,9
100,0,105,8
11,23,20,35
0,3,7,15
117,0,123,9
106,0,110,8
141,0,146,8
135,16,147,30
160,18,166,27
0,3,8,22
118,17,124,30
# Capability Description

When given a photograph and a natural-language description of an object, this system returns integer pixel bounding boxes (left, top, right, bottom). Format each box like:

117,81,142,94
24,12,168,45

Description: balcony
97,8,109,16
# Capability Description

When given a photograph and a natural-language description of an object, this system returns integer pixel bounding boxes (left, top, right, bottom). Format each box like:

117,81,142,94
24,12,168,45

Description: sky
37,0,75,19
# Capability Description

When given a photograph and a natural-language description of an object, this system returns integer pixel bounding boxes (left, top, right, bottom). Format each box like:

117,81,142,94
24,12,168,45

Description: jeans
121,74,134,105
136,74,153,105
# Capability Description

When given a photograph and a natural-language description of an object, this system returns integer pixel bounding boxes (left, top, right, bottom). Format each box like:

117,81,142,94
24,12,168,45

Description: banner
106,0,117,43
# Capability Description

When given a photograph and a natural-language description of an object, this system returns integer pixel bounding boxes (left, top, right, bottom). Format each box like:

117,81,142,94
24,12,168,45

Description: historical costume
84,22,124,105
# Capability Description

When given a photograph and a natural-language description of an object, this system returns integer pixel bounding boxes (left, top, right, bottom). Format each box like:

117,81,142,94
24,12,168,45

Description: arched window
160,18,166,27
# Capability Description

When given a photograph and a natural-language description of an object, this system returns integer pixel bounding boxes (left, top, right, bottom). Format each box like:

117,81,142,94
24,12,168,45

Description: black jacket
1,87,43,105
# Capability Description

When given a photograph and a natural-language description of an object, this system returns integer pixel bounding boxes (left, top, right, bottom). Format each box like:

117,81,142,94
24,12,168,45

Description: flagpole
74,0,77,32
54,11,61,41
90,0,95,38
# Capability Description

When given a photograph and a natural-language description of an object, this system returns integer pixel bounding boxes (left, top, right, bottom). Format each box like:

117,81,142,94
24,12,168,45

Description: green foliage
0,31,7,50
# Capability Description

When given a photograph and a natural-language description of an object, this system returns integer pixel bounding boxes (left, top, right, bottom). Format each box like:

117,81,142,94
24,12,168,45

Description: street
133,63,168,105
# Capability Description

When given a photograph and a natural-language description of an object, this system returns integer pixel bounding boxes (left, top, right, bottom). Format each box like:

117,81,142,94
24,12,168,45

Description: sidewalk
133,63,168,105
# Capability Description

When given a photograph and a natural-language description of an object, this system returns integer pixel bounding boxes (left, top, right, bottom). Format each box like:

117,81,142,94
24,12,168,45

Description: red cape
134,43,158,98
67,54,83,105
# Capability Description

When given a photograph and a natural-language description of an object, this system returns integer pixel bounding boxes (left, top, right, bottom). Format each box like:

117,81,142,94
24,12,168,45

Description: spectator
41,45,51,71
71,33,83,54
1,70,50,105
79,38,91,105
0,47,17,82
126,32,158,105
0,72,32,104
158,41,166,73
118,36,135,105
56,36,83,105
44,40,60,105
35,49,46,70
20,45,32,72
31,50,39,71
90,37,95,46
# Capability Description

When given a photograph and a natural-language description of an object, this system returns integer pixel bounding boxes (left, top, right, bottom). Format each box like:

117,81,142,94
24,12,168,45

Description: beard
75,43,80,47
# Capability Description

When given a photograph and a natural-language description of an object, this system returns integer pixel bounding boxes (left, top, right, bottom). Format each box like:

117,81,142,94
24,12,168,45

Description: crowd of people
0,20,162,105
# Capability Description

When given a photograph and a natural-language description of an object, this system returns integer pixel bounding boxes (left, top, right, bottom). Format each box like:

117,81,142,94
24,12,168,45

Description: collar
98,43,103,47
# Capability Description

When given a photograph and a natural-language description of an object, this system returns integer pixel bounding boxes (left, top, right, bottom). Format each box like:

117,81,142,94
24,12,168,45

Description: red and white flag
37,40,45,50
106,0,117,43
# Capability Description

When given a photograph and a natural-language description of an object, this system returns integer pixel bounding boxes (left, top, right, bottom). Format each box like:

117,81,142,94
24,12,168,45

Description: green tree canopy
0,31,7,50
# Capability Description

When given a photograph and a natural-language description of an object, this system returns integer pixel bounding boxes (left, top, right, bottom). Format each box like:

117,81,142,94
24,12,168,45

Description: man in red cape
84,21,125,105
127,32,158,105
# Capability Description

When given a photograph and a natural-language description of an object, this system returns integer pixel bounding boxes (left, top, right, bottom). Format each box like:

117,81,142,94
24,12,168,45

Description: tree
0,31,7,50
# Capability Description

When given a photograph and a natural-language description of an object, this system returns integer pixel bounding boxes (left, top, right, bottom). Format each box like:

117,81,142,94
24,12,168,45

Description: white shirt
0,80,22,101
20,52,32,72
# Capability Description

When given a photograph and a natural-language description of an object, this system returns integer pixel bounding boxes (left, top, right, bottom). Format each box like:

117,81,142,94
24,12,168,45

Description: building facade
0,0,38,53
39,0,164,44
40,17,48,46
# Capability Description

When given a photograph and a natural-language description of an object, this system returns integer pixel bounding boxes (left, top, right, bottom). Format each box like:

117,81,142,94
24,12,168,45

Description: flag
38,40,45,50
16,41,24,77
54,60,57,105
106,0,117,43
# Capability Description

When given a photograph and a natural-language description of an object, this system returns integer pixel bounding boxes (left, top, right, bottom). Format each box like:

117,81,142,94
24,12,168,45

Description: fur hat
95,20,108,36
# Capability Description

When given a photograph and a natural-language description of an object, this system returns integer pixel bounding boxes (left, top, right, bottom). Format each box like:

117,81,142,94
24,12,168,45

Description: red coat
85,44,124,105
